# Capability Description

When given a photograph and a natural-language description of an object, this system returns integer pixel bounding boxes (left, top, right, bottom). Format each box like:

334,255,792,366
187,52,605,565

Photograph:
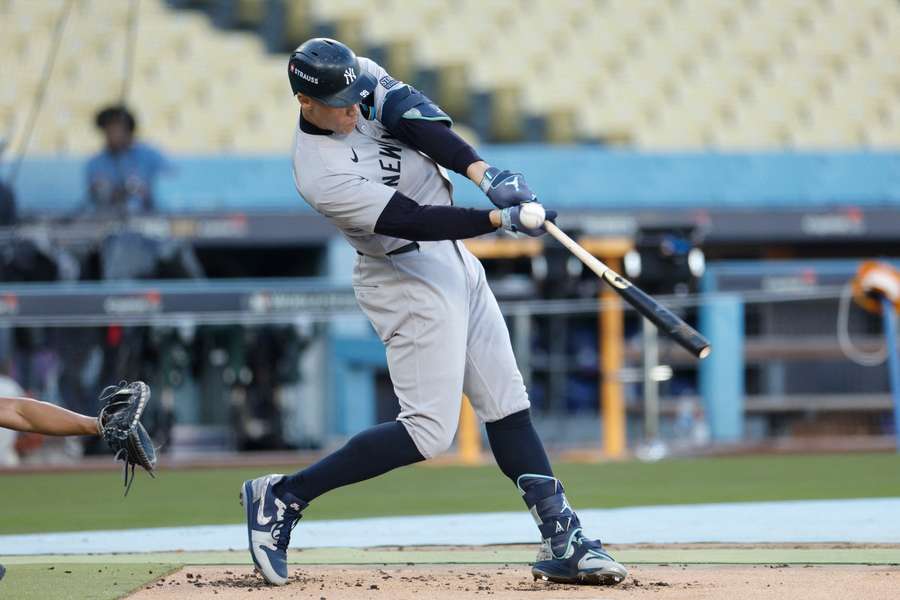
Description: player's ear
295,93,307,108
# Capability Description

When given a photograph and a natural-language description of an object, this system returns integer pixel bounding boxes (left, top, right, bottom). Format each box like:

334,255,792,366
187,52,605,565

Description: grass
0,563,178,600
0,453,898,535
5,547,900,566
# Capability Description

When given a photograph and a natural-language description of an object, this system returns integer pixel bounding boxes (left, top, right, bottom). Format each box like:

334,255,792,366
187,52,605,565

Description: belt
356,241,419,258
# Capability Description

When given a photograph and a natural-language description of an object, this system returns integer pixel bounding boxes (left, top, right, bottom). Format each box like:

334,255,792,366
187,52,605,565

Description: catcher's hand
98,380,156,495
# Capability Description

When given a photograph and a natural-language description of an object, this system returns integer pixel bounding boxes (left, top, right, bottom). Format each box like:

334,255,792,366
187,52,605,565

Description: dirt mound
129,563,900,599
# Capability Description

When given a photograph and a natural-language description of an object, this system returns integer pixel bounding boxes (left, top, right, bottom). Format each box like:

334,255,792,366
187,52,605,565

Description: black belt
357,241,419,258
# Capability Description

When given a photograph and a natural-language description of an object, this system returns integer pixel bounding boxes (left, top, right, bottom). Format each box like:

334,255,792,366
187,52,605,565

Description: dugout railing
0,269,896,459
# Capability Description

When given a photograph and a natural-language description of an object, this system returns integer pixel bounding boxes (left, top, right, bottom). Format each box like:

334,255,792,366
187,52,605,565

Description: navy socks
274,420,425,502
275,408,550,503
485,408,554,483
487,410,573,552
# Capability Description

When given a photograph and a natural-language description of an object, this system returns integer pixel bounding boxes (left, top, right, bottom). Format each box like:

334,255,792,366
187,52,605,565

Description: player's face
298,95,358,135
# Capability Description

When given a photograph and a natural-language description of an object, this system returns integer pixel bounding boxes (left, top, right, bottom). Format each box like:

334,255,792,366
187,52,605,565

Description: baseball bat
544,221,711,360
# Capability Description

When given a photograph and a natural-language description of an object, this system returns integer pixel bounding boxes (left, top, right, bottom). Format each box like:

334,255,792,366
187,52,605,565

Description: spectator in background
86,105,169,215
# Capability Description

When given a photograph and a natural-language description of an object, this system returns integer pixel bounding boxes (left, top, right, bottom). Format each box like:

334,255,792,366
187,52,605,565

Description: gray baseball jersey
292,58,455,257
292,58,530,458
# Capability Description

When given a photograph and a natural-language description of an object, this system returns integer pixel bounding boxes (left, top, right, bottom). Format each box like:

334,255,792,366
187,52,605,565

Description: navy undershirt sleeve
387,119,482,176
374,192,496,241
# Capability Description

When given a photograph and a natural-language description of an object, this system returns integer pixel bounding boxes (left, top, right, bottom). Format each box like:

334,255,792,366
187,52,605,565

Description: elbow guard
380,85,452,131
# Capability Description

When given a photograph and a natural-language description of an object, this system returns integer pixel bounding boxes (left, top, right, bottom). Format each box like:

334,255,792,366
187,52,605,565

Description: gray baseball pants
352,239,530,458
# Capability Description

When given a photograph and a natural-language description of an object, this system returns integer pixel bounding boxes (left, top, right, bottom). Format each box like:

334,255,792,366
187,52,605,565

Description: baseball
519,202,546,229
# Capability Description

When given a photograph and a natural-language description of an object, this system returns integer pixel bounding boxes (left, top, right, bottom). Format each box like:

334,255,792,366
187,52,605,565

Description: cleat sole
532,568,626,587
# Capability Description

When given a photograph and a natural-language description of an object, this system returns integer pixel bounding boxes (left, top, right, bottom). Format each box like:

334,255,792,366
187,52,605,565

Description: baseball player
241,38,627,587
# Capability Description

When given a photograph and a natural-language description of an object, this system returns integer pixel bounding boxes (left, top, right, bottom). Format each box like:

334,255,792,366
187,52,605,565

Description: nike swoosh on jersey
350,148,359,162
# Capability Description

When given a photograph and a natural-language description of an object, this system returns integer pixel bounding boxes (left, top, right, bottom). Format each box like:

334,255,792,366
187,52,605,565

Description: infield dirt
129,563,900,599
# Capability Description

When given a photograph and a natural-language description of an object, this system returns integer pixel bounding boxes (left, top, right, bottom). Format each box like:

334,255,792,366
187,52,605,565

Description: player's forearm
0,396,99,436
375,192,498,241
387,118,483,176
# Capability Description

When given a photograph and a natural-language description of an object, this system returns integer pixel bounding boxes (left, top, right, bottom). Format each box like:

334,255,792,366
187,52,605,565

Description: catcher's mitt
98,380,156,495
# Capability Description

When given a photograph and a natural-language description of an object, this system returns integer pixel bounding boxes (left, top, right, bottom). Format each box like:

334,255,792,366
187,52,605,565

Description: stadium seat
3,0,900,153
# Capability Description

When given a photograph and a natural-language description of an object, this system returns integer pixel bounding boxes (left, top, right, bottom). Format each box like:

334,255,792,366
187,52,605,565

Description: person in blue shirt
86,105,169,215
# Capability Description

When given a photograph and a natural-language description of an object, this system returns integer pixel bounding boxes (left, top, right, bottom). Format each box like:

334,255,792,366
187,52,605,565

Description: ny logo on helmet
344,68,356,85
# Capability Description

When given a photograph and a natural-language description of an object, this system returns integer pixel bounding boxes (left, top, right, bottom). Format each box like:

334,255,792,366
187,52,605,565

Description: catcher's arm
0,396,99,436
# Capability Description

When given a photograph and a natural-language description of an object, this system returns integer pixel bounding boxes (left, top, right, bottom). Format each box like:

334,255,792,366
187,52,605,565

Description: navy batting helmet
288,38,376,107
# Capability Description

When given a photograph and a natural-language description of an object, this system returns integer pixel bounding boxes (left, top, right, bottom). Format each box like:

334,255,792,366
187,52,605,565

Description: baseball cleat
517,473,627,586
240,474,307,586
531,531,628,585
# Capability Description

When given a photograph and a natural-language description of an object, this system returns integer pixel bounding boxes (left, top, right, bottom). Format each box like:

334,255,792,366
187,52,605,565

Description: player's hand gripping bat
544,221,711,360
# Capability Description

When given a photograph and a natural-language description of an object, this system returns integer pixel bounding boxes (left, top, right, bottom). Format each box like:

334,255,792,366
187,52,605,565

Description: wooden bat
544,221,711,360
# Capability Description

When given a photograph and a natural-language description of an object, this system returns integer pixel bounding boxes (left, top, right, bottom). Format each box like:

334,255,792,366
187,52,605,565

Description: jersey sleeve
357,58,479,175
357,57,451,129
356,57,404,123
295,167,395,234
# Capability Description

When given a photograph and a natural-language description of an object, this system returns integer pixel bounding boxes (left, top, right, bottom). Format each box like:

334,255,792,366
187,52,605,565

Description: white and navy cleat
531,531,628,585
239,474,307,586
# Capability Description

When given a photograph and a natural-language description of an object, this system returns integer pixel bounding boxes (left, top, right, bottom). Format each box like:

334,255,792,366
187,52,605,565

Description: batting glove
499,205,557,237
480,167,537,209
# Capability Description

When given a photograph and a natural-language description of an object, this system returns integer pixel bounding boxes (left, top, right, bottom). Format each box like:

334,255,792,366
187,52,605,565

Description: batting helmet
288,38,376,107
